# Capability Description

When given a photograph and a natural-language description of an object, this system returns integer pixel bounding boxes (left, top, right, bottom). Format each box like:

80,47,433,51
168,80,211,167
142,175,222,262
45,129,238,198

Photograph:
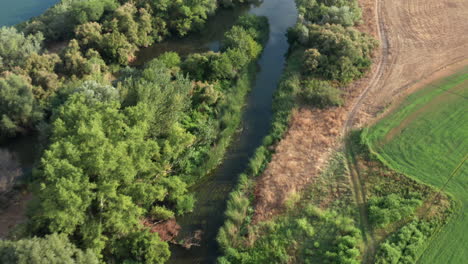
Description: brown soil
253,0,468,221
0,192,31,238
355,0,468,126
143,218,181,242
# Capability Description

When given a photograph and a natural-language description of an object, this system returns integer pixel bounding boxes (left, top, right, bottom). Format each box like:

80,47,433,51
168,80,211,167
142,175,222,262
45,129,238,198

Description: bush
368,194,422,228
301,79,343,108
0,27,43,70
0,233,99,264
0,73,42,137
150,206,175,221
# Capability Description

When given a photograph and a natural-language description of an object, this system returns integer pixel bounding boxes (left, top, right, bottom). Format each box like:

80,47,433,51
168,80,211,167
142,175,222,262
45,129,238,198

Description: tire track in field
343,0,390,262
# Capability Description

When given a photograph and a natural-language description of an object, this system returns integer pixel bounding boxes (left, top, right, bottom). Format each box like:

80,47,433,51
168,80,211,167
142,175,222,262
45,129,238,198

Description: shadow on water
169,1,298,263
134,5,252,66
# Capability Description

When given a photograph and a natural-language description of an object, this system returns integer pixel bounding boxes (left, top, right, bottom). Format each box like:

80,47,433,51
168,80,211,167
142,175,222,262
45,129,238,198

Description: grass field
364,67,468,264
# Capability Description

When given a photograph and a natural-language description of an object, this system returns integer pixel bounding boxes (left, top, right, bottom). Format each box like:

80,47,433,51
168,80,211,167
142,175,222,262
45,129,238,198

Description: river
0,0,298,262
168,1,298,263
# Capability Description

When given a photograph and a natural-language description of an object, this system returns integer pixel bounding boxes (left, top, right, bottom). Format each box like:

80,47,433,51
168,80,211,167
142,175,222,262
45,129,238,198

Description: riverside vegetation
217,0,455,263
0,0,270,263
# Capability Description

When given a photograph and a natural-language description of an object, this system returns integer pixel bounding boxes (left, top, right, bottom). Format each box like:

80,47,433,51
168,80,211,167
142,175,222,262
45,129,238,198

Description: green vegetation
363,67,468,264
0,233,99,264
217,0,378,262
0,0,269,261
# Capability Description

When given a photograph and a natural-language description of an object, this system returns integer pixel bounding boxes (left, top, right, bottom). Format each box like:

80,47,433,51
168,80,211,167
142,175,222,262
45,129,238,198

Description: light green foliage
121,59,192,138
364,68,468,263
150,206,175,220
0,74,42,137
69,80,119,104
0,233,99,264
31,90,192,261
219,207,361,264
0,27,43,70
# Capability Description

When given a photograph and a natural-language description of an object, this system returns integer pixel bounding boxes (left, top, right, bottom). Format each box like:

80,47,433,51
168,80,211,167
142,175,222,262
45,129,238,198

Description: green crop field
364,67,468,264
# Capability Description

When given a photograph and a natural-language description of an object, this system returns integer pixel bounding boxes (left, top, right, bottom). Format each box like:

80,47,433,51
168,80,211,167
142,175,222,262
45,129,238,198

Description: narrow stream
170,1,297,263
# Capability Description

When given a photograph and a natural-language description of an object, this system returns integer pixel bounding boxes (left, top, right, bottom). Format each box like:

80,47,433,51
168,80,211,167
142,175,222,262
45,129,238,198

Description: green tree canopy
0,73,42,137
0,27,43,71
0,233,99,264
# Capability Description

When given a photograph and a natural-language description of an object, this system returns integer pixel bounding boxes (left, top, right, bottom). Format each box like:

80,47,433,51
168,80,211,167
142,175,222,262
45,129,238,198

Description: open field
356,0,468,124
254,0,468,221
364,67,468,264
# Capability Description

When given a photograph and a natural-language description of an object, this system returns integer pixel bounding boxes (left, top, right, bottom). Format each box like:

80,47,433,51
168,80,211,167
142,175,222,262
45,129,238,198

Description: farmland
364,67,468,263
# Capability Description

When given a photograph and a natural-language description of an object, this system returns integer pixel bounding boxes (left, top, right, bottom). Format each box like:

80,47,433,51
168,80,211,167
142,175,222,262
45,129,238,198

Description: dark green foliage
0,74,42,137
61,40,108,78
290,23,377,84
296,0,362,27
0,233,99,264
182,15,268,81
19,0,118,40
111,230,170,264
0,27,43,71
375,221,435,264
301,79,343,107
368,194,422,228
23,53,62,101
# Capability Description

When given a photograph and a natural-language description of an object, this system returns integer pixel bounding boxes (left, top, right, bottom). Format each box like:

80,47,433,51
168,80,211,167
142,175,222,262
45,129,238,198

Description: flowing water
168,1,298,263
0,1,298,262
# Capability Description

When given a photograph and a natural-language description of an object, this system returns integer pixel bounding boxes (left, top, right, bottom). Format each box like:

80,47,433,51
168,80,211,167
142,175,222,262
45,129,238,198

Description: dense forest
0,0,269,263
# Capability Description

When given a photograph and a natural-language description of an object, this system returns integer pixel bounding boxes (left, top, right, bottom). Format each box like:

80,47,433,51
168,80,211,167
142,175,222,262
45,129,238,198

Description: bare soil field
254,0,468,221
357,0,468,124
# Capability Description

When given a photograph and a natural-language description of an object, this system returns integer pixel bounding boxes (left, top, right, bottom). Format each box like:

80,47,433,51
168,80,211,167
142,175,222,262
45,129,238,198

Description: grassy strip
216,48,301,255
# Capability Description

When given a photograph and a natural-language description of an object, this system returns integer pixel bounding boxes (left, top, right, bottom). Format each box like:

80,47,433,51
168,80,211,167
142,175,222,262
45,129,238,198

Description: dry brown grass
253,0,468,221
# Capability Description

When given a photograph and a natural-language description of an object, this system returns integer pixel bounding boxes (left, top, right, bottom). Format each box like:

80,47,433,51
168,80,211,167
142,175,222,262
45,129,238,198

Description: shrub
301,79,343,108
150,206,175,221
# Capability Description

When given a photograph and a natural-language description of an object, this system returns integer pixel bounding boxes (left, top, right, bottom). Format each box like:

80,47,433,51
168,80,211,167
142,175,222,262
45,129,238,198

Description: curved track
344,0,468,262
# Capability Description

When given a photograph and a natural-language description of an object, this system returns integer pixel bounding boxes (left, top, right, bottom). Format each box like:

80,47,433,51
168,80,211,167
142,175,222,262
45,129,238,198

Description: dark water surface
0,0,59,26
169,1,298,263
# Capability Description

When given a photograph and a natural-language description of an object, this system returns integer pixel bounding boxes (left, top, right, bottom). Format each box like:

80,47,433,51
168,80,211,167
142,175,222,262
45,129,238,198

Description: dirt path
342,0,468,261
253,0,468,226
342,0,389,260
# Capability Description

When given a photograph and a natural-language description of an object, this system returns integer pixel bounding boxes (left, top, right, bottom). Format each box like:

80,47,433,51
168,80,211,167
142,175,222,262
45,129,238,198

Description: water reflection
169,0,298,263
